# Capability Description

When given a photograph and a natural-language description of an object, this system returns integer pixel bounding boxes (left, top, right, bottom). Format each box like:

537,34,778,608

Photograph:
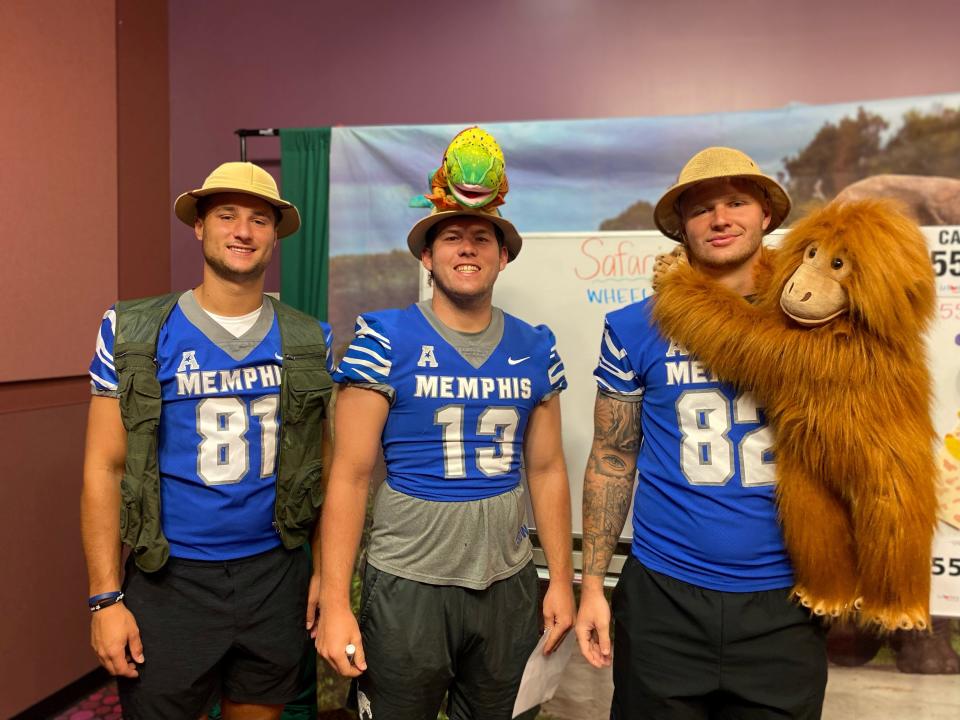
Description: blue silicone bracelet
89,592,125,613
88,591,122,607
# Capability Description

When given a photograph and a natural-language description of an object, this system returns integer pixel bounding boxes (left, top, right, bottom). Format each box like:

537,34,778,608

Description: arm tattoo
582,393,641,577
593,393,642,456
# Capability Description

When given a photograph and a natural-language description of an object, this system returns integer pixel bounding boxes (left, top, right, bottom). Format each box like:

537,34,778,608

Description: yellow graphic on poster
939,413,960,531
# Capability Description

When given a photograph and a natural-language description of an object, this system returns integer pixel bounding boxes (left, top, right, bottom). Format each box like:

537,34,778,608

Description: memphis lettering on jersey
414,374,533,400
663,339,718,385
175,350,281,396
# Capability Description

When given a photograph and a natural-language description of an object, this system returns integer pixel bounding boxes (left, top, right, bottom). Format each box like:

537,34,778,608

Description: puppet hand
652,245,688,292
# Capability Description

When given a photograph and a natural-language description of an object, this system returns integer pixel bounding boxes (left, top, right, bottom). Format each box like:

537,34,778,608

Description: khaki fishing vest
113,293,332,572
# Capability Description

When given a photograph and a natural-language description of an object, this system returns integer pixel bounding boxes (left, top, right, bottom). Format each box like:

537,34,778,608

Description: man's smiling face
421,216,508,307
195,192,279,283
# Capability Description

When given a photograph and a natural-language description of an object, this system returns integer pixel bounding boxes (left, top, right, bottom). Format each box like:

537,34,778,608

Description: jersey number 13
435,404,520,478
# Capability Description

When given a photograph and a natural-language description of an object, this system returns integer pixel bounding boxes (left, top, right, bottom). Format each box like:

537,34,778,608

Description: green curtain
280,127,332,319
278,127,342,714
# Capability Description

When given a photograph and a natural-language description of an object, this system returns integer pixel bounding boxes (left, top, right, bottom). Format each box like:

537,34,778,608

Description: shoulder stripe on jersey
96,308,117,369
597,355,635,381
104,308,116,334
548,361,565,386
96,335,115,371
323,328,334,364
603,327,628,360
344,366,378,383
347,344,391,368
90,370,118,391
596,376,645,396
340,355,391,376
356,316,391,349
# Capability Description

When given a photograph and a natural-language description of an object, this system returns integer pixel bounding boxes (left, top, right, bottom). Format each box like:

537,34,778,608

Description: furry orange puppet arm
651,260,811,392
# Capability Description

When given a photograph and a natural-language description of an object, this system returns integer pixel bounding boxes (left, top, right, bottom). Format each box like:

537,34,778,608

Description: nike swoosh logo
507,356,530,365
274,353,283,362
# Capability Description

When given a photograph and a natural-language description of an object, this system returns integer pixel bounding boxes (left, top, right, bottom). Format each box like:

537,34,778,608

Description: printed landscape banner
327,92,960,613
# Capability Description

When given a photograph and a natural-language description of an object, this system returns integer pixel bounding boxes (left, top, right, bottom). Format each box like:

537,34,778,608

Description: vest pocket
117,369,162,433
118,476,141,546
116,369,162,561
281,458,324,532
284,368,331,425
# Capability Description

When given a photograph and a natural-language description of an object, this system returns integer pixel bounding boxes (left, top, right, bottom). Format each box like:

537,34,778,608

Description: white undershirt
203,304,264,337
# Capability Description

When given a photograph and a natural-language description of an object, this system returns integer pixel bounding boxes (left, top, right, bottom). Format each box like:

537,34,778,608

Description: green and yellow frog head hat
407,127,521,261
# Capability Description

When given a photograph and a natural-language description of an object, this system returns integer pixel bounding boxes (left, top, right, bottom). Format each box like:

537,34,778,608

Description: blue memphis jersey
89,297,334,561
334,304,567,501
595,297,793,591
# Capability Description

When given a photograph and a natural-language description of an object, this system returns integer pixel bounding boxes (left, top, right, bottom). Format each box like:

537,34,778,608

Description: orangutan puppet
652,198,938,632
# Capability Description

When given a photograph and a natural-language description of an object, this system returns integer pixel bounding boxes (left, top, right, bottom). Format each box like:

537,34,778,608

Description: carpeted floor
50,681,121,720
49,682,546,719
47,682,355,720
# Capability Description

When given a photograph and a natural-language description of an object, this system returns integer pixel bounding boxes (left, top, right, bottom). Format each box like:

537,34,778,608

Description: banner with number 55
926,226,960,617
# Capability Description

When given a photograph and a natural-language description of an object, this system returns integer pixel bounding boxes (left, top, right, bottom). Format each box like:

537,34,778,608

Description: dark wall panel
0,401,92,718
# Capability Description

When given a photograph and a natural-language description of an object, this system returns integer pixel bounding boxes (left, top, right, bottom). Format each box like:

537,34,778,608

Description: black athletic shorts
354,561,541,720
611,557,827,720
117,545,311,719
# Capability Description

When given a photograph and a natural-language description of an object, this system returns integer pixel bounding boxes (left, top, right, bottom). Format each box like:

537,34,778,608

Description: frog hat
407,127,522,262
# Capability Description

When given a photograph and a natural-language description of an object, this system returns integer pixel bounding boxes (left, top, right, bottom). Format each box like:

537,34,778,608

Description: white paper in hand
511,629,575,718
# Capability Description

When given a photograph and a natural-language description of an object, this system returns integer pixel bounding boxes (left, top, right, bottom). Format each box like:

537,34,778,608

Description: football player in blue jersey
575,147,828,719
81,162,334,719
316,200,576,718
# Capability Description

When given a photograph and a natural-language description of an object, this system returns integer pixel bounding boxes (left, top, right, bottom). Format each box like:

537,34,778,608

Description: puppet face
770,199,935,342
443,128,506,209
779,241,851,326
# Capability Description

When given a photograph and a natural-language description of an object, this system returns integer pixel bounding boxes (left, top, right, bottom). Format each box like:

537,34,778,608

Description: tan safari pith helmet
407,207,522,262
175,161,301,238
